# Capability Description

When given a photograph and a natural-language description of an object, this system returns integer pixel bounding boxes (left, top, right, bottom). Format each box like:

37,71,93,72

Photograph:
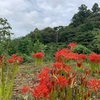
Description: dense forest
0,3,100,62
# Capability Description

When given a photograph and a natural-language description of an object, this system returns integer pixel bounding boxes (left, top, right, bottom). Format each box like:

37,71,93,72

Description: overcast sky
0,0,100,38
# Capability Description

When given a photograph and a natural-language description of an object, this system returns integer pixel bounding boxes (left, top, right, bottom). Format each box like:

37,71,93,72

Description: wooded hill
25,3,100,53
0,3,100,62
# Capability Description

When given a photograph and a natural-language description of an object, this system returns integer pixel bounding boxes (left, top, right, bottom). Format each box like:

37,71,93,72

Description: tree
0,18,13,41
92,3,100,13
71,4,91,27
78,4,87,11
0,18,13,54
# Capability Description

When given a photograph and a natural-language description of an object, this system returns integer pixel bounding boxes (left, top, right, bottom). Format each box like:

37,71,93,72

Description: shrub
73,44,92,54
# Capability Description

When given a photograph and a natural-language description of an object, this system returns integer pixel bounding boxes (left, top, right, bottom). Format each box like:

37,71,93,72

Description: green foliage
75,31,94,46
17,38,33,54
92,3,100,13
73,44,92,54
89,29,100,53
71,4,92,27
0,18,13,55
21,54,33,63
33,39,47,53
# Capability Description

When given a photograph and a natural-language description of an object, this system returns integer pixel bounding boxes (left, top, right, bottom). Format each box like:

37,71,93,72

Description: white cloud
0,0,100,37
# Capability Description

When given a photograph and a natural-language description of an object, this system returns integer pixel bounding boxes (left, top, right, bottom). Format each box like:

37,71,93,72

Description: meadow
0,42,100,100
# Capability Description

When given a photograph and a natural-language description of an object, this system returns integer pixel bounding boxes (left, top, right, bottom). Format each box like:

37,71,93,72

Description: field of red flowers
19,43,100,100
0,43,100,100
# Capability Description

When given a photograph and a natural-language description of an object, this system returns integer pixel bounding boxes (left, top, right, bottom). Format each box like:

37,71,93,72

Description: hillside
24,4,100,53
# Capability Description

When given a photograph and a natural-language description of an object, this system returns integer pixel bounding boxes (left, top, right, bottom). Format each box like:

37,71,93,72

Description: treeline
0,3,100,62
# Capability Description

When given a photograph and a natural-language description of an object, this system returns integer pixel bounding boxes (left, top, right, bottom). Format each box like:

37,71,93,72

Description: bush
73,44,92,54
21,54,33,63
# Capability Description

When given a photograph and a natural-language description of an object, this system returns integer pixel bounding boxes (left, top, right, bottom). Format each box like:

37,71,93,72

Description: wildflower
68,42,77,47
53,62,63,69
38,67,49,79
32,84,50,99
7,58,15,63
16,56,22,63
54,48,70,62
63,65,72,73
74,54,87,68
64,52,78,60
32,52,44,58
56,76,67,87
77,54,87,60
11,54,17,59
88,53,100,64
21,86,29,93
87,79,100,93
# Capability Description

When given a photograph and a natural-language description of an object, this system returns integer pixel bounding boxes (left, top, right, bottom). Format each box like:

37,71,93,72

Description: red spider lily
32,52,44,58
73,54,87,68
32,67,52,98
41,67,50,72
7,58,15,63
38,67,49,79
32,84,50,99
87,79,100,93
16,56,23,63
53,62,63,69
64,52,78,60
21,86,29,93
77,54,87,60
56,76,68,87
88,53,100,64
55,50,78,61
54,48,70,62
11,54,17,59
63,65,72,73
32,68,52,99
7,55,22,63
68,42,77,47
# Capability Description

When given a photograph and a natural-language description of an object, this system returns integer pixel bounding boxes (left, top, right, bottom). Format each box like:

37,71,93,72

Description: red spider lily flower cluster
88,79,100,93
54,48,70,62
32,67,52,99
56,76,68,87
32,52,44,58
68,42,77,51
53,62,63,69
21,43,100,99
7,54,22,63
88,53,100,64
68,42,77,47
21,86,29,93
